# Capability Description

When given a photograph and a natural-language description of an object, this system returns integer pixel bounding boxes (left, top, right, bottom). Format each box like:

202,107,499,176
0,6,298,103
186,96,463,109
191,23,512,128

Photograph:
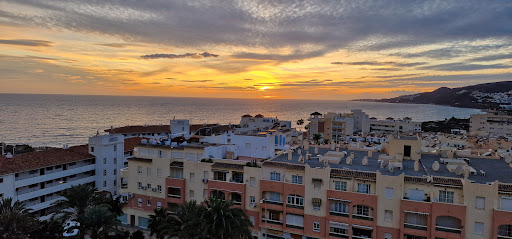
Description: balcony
262,199,283,206
404,223,428,231
286,224,304,230
286,204,304,209
329,211,349,217
261,218,283,225
329,233,349,238
352,214,373,221
435,225,461,234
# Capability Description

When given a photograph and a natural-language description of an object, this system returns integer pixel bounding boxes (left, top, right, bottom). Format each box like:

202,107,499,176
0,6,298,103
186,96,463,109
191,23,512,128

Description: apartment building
120,135,512,239
369,117,421,135
0,135,141,219
470,111,512,136
308,112,356,142
238,114,292,133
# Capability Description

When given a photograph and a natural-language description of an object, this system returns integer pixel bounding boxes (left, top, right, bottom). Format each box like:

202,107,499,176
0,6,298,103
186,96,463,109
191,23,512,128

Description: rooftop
269,147,512,184
0,145,93,175
105,125,171,134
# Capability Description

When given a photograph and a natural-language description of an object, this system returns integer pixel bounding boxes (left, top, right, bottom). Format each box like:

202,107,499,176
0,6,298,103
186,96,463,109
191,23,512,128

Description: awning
312,198,322,206
312,178,323,183
404,210,429,215
169,161,183,168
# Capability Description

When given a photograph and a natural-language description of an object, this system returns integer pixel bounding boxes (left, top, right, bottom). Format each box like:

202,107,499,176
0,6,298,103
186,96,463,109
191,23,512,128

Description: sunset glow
1,1,511,100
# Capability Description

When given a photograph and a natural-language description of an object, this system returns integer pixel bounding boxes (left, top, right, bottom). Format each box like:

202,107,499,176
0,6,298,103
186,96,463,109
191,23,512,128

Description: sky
1,0,511,100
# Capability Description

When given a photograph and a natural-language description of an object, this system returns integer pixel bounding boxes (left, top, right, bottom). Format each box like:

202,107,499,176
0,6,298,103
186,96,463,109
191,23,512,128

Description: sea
0,94,483,147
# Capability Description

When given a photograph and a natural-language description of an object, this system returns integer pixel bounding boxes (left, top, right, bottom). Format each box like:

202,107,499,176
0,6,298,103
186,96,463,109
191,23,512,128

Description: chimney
368,151,373,157
414,161,419,172
287,149,292,161
314,147,318,154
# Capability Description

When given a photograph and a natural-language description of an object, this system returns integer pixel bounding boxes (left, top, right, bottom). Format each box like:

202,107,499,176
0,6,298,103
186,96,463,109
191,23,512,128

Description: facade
239,114,290,133
119,136,512,239
470,111,512,136
0,135,141,219
370,117,421,135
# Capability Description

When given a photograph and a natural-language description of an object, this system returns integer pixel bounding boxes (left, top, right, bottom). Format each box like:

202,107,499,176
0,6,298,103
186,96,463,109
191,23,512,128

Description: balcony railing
404,223,428,231
167,194,181,198
286,204,304,209
261,218,283,225
329,232,349,238
329,211,349,217
286,224,304,230
352,214,373,221
435,225,461,234
262,199,283,206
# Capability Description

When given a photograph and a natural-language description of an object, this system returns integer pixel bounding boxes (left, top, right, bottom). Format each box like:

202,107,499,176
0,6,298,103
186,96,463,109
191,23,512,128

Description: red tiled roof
262,161,305,170
0,145,94,175
105,125,170,134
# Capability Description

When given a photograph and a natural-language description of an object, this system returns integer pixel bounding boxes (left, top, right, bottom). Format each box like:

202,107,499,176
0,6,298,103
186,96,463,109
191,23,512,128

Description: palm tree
0,197,38,239
296,119,304,131
198,197,252,239
148,201,204,239
148,208,170,239
101,194,125,217
80,205,120,239
313,133,322,145
30,216,65,239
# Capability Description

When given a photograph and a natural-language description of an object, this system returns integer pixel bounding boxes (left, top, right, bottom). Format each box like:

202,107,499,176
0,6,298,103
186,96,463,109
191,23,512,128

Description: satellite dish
362,157,368,165
350,152,355,157
380,160,389,168
455,165,464,175
346,157,352,165
506,156,512,164
432,161,440,171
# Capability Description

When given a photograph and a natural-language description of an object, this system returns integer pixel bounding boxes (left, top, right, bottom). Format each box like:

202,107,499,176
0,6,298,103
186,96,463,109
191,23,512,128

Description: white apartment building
200,130,276,159
238,114,291,133
370,117,421,134
470,111,512,136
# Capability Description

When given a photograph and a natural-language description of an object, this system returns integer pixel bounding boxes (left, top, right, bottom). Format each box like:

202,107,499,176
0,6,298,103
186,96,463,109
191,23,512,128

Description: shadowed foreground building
120,135,512,239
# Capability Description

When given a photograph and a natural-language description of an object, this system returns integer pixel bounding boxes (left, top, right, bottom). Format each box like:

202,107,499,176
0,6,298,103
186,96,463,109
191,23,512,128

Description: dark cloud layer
2,0,511,61
0,39,53,47
141,52,219,59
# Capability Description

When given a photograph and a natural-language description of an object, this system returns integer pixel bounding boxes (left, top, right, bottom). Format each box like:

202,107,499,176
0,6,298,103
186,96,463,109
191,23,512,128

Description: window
268,192,281,202
203,171,209,180
250,177,256,187
147,184,152,189
250,196,256,204
439,190,454,203
214,171,227,181
287,195,304,206
189,190,195,199
203,189,208,198
114,158,117,164
330,202,348,213
137,198,142,207
499,225,512,237
138,182,142,189
385,187,393,199
313,221,320,232
501,197,512,211
474,222,484,235
157,168,162,177
146,167,151,176
270,172,281,181
355,205,370,216
384,210,393,222
90,147,94,152
334,181,347,191
157,202,162,209
476,197,485,209
291,175,303,184
103,158,106,164
285,214,304,227
138,166,143,174
357,183,370,194
249,216,255,225
103,170,107,176
170,168,183,179
329,223,348,236
114,145,117,151
232,172,244,183
103,181,107,187
113,169,117,175
190,173,195,182
113,180,117,186
384,233,392,239
147,200,151,206
157,185,162,193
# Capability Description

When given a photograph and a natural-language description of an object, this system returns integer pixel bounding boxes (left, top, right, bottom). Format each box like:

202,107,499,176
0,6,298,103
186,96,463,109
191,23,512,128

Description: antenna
432,161,440,171
380,160,389,168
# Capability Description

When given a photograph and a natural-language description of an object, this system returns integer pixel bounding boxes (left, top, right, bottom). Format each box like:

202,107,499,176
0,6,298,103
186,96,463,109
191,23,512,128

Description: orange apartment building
120,136,512,239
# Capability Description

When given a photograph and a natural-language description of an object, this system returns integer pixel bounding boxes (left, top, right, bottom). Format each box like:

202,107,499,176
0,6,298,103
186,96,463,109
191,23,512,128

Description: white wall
89,134,125,195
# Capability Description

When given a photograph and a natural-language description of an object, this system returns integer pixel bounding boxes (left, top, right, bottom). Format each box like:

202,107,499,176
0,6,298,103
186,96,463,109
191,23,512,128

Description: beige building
120,136,512,239
470,111,512,136
370,117,421,135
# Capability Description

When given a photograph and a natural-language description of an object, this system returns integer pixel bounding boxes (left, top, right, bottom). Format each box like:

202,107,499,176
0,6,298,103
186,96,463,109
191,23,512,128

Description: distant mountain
355,81,512,109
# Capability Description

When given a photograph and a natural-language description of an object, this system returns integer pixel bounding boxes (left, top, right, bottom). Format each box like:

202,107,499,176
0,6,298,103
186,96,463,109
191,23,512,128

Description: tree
323,139,330,145
313,133,322,145
198,198,252,239
148,201,204,239
130,230,145,239
30,216,65,239
148,208,171,239
0,198,38,239
101,194,125,217
80,205,120,239
53,184,101,220
296,119,304,131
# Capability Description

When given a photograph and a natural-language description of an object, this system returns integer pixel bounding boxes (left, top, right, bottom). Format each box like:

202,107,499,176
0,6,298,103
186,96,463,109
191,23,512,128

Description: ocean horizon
0,93,482,147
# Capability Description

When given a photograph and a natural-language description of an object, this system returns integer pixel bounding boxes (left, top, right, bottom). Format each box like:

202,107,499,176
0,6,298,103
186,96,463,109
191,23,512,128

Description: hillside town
2,110,512,239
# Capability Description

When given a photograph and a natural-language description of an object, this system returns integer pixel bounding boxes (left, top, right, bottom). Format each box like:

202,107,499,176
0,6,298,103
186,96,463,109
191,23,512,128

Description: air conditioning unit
202,178,208,183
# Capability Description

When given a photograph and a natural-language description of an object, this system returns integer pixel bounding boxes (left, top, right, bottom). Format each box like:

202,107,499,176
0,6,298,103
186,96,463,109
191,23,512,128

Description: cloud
0,39,53,47
418,63,512,71
141,52,219,59
181,80,213,83
470,53,512,62
95,43,139,48
331,61,427,67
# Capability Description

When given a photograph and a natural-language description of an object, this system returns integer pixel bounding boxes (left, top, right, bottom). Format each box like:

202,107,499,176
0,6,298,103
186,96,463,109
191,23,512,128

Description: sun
259,86,271,91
